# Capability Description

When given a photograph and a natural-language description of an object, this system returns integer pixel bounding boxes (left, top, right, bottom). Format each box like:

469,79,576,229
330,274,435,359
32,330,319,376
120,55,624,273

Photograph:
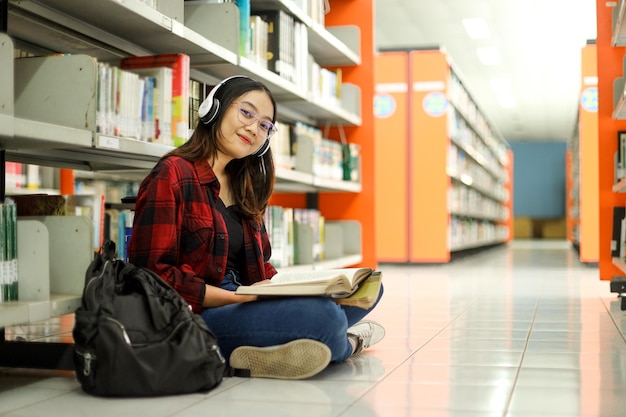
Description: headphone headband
198,75,250,125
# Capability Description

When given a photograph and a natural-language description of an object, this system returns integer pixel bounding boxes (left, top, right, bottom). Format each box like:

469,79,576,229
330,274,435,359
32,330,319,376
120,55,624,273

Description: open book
334,271,382,309
235,267,377,299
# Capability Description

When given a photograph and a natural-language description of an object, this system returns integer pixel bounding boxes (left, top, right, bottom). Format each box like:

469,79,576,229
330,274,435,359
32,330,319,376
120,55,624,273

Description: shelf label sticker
413,81,445,92
423,91,448,117
580,87,598,113
376,82,408,93
99,135,121,150
374,94,396,118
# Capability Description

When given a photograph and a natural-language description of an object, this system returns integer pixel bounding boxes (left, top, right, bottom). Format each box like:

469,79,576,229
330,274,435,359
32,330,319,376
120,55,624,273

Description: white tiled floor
2,239,626,416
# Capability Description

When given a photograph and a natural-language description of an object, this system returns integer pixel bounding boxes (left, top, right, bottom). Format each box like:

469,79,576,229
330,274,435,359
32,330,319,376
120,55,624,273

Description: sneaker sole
230,339,331,380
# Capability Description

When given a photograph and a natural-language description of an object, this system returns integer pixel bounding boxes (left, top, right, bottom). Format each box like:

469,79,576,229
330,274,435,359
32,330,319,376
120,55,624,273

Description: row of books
448,106,506,179
290,122,361,183
96,54,190,147
447,144,507,202
97,204,325,269
448,71,507,163
17,46,341,154
267,120,361,183
183,0,327,25
0,201,18,303
449,218,509,250
245,8,341,105
448,182,508,221
184,1,341,104
4,193,348,282
5,162,45,191
104,208,135,262
264,206,325,268
95,48,342,151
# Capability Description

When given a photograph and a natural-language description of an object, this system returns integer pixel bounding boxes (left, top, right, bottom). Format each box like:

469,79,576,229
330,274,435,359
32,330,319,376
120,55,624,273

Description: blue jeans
200,269,384,363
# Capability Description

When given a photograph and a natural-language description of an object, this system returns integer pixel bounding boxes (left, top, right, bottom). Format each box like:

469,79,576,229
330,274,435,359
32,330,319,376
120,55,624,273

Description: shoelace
349,326,373,355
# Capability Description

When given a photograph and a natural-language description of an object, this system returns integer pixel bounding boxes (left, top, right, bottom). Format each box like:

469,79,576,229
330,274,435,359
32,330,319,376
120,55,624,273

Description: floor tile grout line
600,294,626,343
500,293,540,417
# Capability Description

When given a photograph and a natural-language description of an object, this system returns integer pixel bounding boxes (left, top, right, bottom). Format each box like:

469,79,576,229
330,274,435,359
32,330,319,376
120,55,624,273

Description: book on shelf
1,201,18,303
617,131,626,182
237,0,251,58
250,14,269,69
264,205,294,268
120,54,190,146
189,79,208,132
258,9,295,83
612,206,626,259
119,66,173,146
293,208,325,263
235,267,380,306
270,121,294,169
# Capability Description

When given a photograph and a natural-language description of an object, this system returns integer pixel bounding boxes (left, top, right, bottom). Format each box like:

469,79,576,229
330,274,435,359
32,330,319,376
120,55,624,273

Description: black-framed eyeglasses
234,102,278,139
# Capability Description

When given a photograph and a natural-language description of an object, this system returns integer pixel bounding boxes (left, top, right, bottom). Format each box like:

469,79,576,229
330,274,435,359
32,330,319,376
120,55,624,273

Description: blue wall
509,141,566,219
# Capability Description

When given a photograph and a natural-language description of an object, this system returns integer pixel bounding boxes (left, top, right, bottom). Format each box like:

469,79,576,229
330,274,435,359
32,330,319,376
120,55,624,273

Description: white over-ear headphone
198,75,271,157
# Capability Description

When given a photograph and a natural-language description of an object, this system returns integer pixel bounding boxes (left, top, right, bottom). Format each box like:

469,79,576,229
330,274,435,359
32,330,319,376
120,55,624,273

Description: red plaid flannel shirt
128,156,277,313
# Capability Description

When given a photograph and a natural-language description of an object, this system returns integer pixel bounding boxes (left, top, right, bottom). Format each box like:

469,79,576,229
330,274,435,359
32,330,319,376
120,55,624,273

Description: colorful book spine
1,201,5,303
0,200,18,303
141,76,156,142
236,0,251,58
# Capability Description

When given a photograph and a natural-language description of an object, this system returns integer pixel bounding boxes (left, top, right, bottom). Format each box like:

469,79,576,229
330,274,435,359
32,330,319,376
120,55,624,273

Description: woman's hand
251,279,272,286
202,284,257,307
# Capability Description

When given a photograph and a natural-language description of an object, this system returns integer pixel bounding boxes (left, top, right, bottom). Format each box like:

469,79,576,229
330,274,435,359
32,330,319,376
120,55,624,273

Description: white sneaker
347,320,385,355
229,339,331,380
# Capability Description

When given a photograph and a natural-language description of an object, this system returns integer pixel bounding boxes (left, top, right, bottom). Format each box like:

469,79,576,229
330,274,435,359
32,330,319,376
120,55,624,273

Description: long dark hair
163,76,277,224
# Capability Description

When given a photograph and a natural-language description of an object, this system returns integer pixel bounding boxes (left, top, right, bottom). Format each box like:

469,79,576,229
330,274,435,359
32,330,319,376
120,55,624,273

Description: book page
270,267,370,286
235,267,375,297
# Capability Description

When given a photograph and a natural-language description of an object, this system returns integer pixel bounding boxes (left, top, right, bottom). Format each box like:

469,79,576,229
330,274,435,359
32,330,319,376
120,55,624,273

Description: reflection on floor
1,239,625,417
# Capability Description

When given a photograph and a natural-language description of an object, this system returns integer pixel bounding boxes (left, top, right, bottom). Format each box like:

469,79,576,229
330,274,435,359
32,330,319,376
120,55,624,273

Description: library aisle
1,240,626,416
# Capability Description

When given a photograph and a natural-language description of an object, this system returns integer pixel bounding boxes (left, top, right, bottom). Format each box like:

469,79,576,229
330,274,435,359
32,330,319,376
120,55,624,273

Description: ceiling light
462,18,491,39
477,46,501,66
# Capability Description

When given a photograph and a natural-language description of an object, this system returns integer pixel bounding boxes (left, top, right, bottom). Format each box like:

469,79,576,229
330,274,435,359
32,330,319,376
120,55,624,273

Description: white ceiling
373,0,598,142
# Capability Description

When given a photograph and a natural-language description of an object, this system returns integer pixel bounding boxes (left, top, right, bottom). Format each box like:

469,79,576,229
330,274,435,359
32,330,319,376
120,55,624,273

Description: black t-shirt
216,198,245,272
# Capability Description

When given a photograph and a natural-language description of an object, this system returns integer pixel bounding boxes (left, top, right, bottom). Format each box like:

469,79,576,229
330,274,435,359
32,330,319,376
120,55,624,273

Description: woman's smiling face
217,89,275,160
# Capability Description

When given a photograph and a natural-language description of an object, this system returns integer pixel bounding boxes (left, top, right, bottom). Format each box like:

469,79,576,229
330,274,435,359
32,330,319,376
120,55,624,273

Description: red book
120,54,190,147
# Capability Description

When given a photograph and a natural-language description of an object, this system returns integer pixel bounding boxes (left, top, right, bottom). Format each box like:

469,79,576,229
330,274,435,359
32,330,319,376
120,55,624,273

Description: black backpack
72,241,228,397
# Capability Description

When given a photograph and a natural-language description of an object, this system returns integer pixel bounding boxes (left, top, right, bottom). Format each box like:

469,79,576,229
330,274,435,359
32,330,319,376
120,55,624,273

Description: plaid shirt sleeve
128,158,223,313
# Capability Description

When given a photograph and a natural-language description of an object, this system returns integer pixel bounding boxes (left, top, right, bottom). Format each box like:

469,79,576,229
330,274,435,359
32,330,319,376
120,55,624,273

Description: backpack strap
101,240,117,261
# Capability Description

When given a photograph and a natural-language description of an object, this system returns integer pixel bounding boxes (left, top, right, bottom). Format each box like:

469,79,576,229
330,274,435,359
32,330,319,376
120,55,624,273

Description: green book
0,203,5,303
8,202,17,301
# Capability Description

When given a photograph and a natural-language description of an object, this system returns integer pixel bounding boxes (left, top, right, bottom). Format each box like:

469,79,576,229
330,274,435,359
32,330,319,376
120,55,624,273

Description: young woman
128,75,384,379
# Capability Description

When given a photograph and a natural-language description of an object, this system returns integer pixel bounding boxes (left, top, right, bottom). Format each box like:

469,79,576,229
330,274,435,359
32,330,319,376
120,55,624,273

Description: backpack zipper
105,317,132,345
75,350,96,376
